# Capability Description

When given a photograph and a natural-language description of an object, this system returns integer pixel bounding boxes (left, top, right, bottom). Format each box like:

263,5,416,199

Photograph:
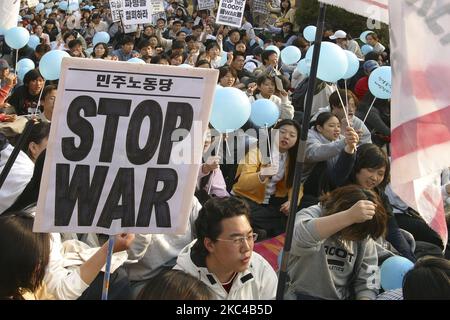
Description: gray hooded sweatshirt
285,205,379,300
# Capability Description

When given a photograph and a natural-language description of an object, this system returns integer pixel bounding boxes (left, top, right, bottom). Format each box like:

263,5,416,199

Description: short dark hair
22,121,51,157
403,256,450,300
138,270,213,300
192,197,250,258
349,143,390,190
314,112,338,131
41,84,57,100
0,213,50,299
23,69,43,86
121,36,135,46
320,185,388,241
68,39,82,49
261,50,277,65
329,89,359,109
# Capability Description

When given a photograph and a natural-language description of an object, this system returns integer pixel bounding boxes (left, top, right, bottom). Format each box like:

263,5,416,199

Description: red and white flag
319,0,449,246
319,0,389,24
390,1,450,247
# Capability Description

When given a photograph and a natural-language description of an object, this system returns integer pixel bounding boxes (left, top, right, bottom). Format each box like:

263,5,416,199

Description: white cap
330,30,347,40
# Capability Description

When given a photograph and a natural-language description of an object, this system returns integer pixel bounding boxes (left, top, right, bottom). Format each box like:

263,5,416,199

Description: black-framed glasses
216,233,258,246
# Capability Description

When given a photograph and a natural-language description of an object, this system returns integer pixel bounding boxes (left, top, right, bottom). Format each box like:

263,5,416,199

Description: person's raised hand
113,233,135,253
345,200,377,224
344,126,359,153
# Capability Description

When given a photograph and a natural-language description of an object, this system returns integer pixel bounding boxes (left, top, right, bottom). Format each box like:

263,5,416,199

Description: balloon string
14,50,18,77
35,79,46,115
265,124,273,165
363,97,377,123
335,88,351,127
344,79,349,114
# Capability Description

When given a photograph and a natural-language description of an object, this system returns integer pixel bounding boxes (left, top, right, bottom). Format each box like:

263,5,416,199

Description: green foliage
295,0,389,47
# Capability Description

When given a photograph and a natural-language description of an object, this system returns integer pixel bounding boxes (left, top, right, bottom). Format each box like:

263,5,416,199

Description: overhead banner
34,58,218,235
0,0,21,32
121,0,152,25
198,0,215,11
319,0,389,24
216,0,246,28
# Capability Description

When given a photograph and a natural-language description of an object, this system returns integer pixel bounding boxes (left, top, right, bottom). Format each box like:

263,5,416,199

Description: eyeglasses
216,233,258,246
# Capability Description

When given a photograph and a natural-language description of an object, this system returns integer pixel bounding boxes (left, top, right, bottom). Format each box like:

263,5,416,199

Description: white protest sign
121,0,152,26
198,0,215,11
27,0,39,7
151,11,166,25
34,58,218,235
109,0,123,22
124,23,138,33
216,0,246,28
150,0,165,13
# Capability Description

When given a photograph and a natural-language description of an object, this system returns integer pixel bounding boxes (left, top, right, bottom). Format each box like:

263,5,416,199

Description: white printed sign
34,58,218,235
216,0,246,28
109,0,123,22
121,0,152,25
27,0,39,7
198,0,215,10
0,0,20,31
150,0,165,13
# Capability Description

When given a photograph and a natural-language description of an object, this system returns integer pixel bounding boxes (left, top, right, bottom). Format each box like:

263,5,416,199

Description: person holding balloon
7,69,44,115
247,74,294,120
285,185,388,300
232,119,301,239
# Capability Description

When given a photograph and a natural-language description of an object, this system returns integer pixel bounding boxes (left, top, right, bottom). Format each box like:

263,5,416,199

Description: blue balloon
40,50,71,80
127,57,146,64
360,30,374,44
265,45,280,57
28,35,41,50
35,3,45,13
17,58,35,72
218,51,228,67
342,50,360,79
250,99,280,127
210,87,251,133
380,256,414,290
296,58,311,76
68,2,79,11
5,27,30,49
17,66,34,82
178,64,193,68
361,44,374,56
303,25,317,42
306,42,348,82
45,8,52,17
281,46,301,65
59,1,68,10
92,31,110,46
368,66,392,99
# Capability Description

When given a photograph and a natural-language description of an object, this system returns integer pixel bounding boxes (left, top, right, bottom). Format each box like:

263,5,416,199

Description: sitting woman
232,119,300,238
248,74,294,120
196,129,229,205
21,121,50,163
302,141,417,262
286,185,388,300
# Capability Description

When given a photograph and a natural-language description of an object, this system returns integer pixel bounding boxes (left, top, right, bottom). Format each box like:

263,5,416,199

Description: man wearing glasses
174,197,277,299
